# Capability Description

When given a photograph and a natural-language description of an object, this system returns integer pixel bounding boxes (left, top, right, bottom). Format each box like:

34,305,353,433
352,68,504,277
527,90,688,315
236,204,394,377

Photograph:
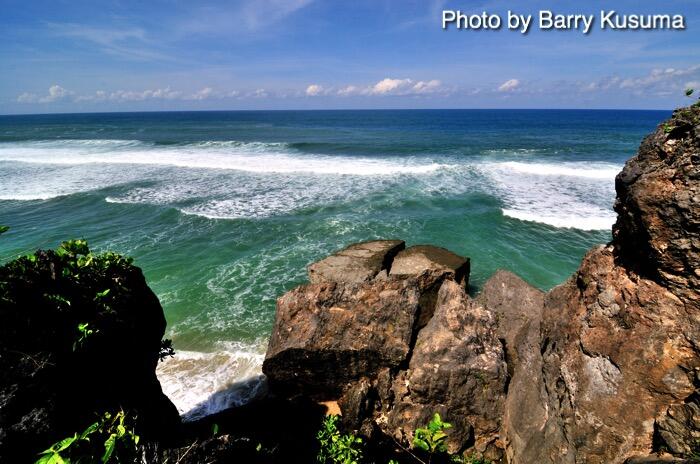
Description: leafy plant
413,413,452,457
35,410,140,464
73,322,98,351
317,415,364,464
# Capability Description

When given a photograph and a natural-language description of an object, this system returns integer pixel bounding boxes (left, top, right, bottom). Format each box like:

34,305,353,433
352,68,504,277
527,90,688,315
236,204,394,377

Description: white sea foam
479,160,621,231
0,139,620,230
0,139,446,176
156,340,267,420
496,161,619,179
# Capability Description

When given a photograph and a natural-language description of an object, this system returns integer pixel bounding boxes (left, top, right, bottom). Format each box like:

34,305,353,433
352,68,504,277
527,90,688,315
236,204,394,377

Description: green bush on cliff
317,415,364,464
0,237,178,462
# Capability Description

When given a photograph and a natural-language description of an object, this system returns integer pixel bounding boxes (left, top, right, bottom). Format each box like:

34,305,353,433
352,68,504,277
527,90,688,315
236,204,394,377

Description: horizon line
0,107,677,117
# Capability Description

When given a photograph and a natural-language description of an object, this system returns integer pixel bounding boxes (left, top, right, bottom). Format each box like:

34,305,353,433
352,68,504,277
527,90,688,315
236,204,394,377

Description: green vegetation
314,413,492,464
36,410,140,464
73,322,98,351
0,238,174,358
413,413,451,457
317,415,364,464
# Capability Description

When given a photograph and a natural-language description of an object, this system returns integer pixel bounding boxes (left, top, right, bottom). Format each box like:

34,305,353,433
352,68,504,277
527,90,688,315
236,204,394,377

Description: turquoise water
0,109,667,417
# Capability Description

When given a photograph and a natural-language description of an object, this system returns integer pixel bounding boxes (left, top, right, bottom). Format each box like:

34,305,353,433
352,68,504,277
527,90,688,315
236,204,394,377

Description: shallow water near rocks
0,109,667,417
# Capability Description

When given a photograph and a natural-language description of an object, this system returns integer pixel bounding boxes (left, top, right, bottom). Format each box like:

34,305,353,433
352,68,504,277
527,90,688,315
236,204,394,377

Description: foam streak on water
0,139,619,231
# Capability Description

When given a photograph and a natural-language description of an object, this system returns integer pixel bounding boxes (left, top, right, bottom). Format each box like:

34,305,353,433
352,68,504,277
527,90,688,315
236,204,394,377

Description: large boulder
389,245,470,288
379,280,508,459
531,244,698,464
263,277,422,397
308,240,405,283
260,107,700,463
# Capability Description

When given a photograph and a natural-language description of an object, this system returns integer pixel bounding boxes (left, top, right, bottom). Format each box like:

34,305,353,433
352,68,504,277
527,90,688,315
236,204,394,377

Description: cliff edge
263,106,700,463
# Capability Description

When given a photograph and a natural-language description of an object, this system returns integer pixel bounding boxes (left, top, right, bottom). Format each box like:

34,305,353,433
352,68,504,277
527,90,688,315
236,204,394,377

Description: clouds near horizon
2,0,699,112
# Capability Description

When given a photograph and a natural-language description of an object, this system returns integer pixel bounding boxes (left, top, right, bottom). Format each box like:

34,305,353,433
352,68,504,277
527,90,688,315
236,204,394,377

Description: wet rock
308,240,405,283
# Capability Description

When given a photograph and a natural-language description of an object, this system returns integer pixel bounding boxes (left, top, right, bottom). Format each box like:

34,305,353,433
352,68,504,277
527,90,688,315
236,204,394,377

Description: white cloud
337,85,359,96
249,88,268,98
48,23,172,62
107,87,182,102
17,85,72,103
189,87,214,100
371,78,413,95
17,92,38,103
582,65,700,96
498,79,520,92
412,80,442,94
305,84,324,96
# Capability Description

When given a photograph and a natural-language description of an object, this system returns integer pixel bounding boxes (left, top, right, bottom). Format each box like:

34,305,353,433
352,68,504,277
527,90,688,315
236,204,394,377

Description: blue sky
1,0,699,113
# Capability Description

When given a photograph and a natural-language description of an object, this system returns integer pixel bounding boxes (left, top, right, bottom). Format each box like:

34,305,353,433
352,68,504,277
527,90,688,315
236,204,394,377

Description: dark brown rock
262,277,421,397
655,391,700,456
0,248,180,462
308,240,405,283
389,245,470,288
533,245,698,464
380,280,507,458
478,271,547,464
613,105,700,303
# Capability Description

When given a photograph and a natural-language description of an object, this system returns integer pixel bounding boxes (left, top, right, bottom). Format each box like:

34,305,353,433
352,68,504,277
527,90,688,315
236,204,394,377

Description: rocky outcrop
263,276,422,397
379,280,507,458
0,244,180,462
389,245,470,288
308,240,405,283
613,106,700,304
262,106,700,464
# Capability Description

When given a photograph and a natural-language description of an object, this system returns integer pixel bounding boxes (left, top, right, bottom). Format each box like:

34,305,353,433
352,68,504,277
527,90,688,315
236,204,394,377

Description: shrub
317,415,364,464
35,410,140,464
413,413,451,457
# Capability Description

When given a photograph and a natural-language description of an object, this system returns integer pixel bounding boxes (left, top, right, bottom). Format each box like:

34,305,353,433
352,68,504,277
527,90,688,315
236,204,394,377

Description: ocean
0,109,668,419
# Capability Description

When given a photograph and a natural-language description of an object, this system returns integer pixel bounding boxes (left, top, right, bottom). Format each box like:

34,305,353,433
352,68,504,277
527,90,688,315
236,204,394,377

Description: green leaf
413,437,429,451
95,289,111,299
212,423,219,436
53,435,77,452
35,454,65,464
102,434,116,463
79,421,100,440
